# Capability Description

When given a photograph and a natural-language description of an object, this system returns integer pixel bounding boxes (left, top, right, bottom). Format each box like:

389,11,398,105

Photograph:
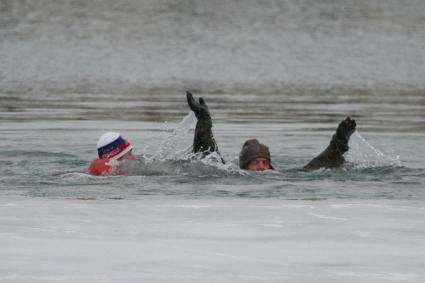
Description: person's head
97,132,135,161
239,139,273,171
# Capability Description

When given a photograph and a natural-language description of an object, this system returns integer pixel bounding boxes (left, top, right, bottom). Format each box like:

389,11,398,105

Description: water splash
148,112,196,161
347,132,402,168
194,151,244,175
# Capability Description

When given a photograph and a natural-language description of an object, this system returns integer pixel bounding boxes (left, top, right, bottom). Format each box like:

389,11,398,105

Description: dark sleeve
303,117,356,171
193,113,219,153
303,134,349,171
186,91,224,163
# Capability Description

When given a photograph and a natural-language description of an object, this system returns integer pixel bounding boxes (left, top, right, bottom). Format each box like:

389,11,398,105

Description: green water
1,90,424,201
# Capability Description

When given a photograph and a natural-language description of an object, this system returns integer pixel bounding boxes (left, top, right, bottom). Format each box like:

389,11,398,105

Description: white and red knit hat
97,132,132,160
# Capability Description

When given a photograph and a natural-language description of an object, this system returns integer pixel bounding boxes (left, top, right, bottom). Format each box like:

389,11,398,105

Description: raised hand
186,91,210,120
336,117,357,142
185,91,222,160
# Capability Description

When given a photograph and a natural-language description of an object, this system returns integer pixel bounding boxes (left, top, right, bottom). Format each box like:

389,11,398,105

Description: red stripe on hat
99,140,131,160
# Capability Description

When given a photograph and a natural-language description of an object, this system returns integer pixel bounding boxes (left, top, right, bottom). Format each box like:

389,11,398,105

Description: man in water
186,91,356,171
88,132,136,176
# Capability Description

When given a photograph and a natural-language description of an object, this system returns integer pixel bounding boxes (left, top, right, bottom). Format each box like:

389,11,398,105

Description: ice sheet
1,197,424,282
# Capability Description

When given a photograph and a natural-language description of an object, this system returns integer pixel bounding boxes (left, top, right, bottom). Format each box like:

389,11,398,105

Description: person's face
247,157,270,171
118,150,136,161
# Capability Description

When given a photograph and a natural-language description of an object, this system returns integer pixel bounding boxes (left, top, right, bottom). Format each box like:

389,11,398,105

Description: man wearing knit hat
88,132,136,176
239,139,274,171
186,91,356,172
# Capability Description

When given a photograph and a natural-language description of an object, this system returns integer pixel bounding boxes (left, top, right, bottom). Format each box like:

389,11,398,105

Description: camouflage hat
238,139,273,169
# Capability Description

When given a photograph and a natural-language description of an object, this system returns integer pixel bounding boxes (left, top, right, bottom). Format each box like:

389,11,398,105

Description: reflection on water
1,88,424,133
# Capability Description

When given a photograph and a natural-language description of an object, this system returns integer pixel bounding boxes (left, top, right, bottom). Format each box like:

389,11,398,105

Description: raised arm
303,117,356,171
186,91,223,161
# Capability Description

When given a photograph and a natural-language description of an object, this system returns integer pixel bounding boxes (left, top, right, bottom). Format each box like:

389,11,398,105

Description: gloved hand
186,91,210,120
336,117,357,142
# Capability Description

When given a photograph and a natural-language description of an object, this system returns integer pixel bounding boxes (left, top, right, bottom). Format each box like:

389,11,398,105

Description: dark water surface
1,89,424,200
